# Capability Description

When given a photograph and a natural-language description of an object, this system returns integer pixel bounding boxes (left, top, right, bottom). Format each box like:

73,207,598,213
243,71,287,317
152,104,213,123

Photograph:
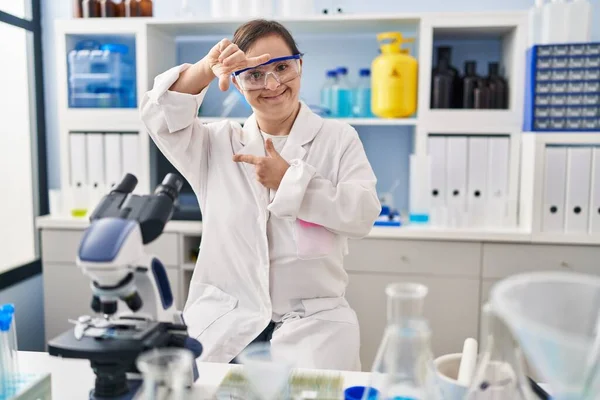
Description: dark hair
233,19,301,55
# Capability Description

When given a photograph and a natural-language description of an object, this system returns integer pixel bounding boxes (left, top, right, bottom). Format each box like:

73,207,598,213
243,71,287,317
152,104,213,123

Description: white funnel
490,271,600,400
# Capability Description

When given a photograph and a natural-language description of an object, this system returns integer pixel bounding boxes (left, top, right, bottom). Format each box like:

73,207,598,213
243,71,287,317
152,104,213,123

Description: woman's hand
204,39,271,92
233,139,289,190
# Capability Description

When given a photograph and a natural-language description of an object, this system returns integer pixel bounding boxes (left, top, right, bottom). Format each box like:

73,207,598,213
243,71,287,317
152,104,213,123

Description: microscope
48,173,202,400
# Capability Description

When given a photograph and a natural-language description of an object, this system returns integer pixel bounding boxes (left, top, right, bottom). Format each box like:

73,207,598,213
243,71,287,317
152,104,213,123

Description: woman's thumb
218,74,230,91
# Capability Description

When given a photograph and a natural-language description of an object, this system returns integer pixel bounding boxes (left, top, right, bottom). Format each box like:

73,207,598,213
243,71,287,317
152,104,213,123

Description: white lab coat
141,64,381,370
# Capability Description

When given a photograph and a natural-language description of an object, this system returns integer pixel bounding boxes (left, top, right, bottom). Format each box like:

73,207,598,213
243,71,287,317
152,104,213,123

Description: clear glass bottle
466,304,535,400
353,68,373,118
136,348,194,400
320,70,337,117
364,283,440,400
333,66,353,118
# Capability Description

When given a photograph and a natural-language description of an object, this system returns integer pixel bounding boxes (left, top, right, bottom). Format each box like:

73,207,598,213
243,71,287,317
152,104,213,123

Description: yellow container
371,32,418,118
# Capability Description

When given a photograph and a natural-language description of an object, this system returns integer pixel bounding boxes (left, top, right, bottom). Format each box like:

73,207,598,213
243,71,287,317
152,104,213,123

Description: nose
264,73,280,90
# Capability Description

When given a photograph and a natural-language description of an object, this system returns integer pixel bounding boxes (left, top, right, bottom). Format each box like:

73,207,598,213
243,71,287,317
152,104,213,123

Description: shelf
421,110,520,133
530,233,600,246
368,226,532,243
64,109,141,132
146,14,421,36
198,117,418,127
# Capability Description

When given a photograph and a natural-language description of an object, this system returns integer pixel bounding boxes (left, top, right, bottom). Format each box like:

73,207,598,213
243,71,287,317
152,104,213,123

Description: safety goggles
232,54,303,91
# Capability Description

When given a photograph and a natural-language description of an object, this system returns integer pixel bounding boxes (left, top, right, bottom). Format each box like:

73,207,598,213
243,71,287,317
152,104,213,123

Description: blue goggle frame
232,53,304,76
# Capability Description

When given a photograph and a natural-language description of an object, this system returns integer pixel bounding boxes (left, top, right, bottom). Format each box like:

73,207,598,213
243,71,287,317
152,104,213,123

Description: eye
249,71,263,81
275,63,288,72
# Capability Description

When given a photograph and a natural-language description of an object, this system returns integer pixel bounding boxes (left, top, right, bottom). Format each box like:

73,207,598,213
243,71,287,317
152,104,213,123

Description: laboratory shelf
63,109,142,131
198,117,418,127
368,225,532,243
421,110,520,133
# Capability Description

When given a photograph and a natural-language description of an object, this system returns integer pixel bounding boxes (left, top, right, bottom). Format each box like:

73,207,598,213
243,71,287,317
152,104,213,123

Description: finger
265,138,279,158
218,44,239,63
223,49,246,67
218,74,230,91
246,53,271,68
233,154,260,165
218,38,232,52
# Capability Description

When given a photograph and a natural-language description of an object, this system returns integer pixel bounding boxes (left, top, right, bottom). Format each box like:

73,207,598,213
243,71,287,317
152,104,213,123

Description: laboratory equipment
47,173,203,400
237,342,295,400
457,338,478,387
353,68,373,118
346,386,379,400
409,154,431,224
333,67,353,118
466,304,535,400
363,283,440,400
474,79,491,109
490,271,600,400
121,0,139,17
99,0,117,17
321,69,337,117
136,348,194,399
82,0,101,17
486,62,508,109
431,46,460,109
280,0,314,17
462,61,480,109
541,0,569,44
431,57,454,109
73,0,83,17
372,32,418,118
136,0,153,17
528,0,544,46
434,353,470,399
566,0,592,43
68,42,136,108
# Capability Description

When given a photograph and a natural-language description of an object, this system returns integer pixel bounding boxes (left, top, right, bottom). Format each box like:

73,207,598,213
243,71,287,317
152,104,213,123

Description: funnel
490,271,600,400
237,343,294,400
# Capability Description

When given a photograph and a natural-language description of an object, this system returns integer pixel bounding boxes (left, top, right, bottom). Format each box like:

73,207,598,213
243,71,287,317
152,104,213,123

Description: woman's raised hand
205,38,271,91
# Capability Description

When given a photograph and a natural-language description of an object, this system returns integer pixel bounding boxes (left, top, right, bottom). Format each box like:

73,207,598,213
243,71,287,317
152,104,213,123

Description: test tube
0,306,14,397
3,305,19,378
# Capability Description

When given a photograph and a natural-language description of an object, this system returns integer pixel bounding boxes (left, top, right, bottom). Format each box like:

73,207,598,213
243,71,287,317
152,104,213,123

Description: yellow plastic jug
371,32,418,118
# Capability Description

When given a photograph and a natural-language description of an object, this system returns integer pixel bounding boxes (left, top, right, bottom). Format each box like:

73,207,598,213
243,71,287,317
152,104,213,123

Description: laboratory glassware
99,0,117,17
332,67,353,118
136,348,194,400
474,79,491,109
490,271,600,400
353,68,373,117
73,0,83,17
371,32,418,118
82,0,101,17
363,282,440,400
237,342,295,400
320,70,337,117
462,61,480,109
486,62,508,109
466,304,535,400
432,46,460,108
136,0,153,17
431,58,454,109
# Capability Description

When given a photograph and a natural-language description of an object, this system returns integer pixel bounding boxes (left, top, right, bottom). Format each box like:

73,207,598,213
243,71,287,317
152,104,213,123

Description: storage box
2,373,51,400
523,43,600,132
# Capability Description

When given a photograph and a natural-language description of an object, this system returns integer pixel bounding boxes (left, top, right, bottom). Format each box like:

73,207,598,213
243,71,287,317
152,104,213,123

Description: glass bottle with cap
136,0,153,16
362,283,441,400
82,0,101,17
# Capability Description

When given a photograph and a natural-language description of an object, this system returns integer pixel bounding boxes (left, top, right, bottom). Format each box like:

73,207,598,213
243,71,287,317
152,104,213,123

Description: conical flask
466,304,535,400
363,283,440,400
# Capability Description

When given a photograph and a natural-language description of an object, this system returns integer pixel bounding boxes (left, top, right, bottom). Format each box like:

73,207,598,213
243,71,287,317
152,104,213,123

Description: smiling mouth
262,89,287,100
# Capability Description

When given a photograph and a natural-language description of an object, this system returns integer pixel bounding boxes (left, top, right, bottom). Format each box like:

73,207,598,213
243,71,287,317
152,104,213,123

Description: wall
0,276,45,351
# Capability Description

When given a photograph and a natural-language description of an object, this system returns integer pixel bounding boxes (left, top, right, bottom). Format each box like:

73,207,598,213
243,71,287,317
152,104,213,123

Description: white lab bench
36,215,600,371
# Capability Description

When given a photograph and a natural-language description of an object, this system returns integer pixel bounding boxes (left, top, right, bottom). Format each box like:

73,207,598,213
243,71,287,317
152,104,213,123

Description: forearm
169,58,215,95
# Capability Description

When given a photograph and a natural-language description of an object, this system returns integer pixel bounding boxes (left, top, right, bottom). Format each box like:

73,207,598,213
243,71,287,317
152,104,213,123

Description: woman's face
234,34,301,119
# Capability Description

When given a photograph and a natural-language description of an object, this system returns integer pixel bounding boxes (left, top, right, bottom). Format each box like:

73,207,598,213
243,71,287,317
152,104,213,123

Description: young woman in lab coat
141,19,381,371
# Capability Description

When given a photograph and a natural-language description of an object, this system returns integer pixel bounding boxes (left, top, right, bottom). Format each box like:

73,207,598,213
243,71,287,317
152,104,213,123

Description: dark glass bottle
432,58,454,109
431,46,460,109
137,0,153,16
474,79,491,109
123,0,138,17
462,61,480,109
487,62,509,109
73,0,83,17
99,0,117,17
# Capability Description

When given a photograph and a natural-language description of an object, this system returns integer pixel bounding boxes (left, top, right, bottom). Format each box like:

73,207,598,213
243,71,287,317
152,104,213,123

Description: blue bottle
353,68,374,118
333,67,353,118
320,70,338,117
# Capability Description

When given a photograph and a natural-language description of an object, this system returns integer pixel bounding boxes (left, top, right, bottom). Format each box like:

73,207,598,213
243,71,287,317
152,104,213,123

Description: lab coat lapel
237,115,269,208
278,102,323,163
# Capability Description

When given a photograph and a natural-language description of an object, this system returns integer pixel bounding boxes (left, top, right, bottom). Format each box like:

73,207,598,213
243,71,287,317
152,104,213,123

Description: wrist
192,58,215,89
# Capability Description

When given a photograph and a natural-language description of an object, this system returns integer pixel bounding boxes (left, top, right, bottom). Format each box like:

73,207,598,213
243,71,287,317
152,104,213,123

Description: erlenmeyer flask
466,304,535,400
136,348,194,400
364,283,440,400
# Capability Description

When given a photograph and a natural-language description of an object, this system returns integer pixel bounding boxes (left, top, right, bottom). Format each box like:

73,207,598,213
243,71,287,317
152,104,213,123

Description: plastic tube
4,305,18,378
0,307,14,398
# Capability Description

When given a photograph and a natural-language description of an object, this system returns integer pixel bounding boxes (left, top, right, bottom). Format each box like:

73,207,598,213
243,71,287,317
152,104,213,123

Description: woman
141,19,381,371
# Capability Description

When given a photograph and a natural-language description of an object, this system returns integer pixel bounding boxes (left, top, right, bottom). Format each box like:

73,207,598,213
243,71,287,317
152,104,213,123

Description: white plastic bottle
567,0,592,43
528,0,544,46
409,154,431,225
541,0,570,44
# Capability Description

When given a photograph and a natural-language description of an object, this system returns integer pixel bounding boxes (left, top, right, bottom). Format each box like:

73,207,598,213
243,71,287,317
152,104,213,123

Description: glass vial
364,283,441,400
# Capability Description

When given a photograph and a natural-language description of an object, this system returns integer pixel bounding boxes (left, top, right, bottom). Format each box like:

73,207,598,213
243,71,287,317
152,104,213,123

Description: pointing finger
246,53,271,68
233,154,260,165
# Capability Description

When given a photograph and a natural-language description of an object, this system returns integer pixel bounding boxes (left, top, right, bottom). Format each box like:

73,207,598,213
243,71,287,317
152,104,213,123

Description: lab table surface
18,351,371,399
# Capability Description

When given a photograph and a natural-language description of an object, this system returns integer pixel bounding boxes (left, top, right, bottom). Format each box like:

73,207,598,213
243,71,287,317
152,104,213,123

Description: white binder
85,133,105,190
590,147,600,234
564,147,592,233
467,137,488,228
446,136,468,228
542,146,568,232
69,133,87,188
121,134,140,182
428,136,447,226
486,137,511,228
104,134,123,189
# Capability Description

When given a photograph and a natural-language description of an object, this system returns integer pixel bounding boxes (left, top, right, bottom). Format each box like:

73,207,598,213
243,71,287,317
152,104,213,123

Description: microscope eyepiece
154,173,183,202
112,173,138,194
123,291,143,312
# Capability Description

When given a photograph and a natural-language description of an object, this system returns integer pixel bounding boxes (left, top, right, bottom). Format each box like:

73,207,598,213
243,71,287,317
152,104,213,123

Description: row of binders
542,145,600,234
69,132,140,192
413,135,514,229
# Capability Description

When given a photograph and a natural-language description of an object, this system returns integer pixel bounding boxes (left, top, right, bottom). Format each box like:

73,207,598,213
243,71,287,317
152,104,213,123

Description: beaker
237,342,295,400
466,304,535,400
364,282,440,400
136,348,194,400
